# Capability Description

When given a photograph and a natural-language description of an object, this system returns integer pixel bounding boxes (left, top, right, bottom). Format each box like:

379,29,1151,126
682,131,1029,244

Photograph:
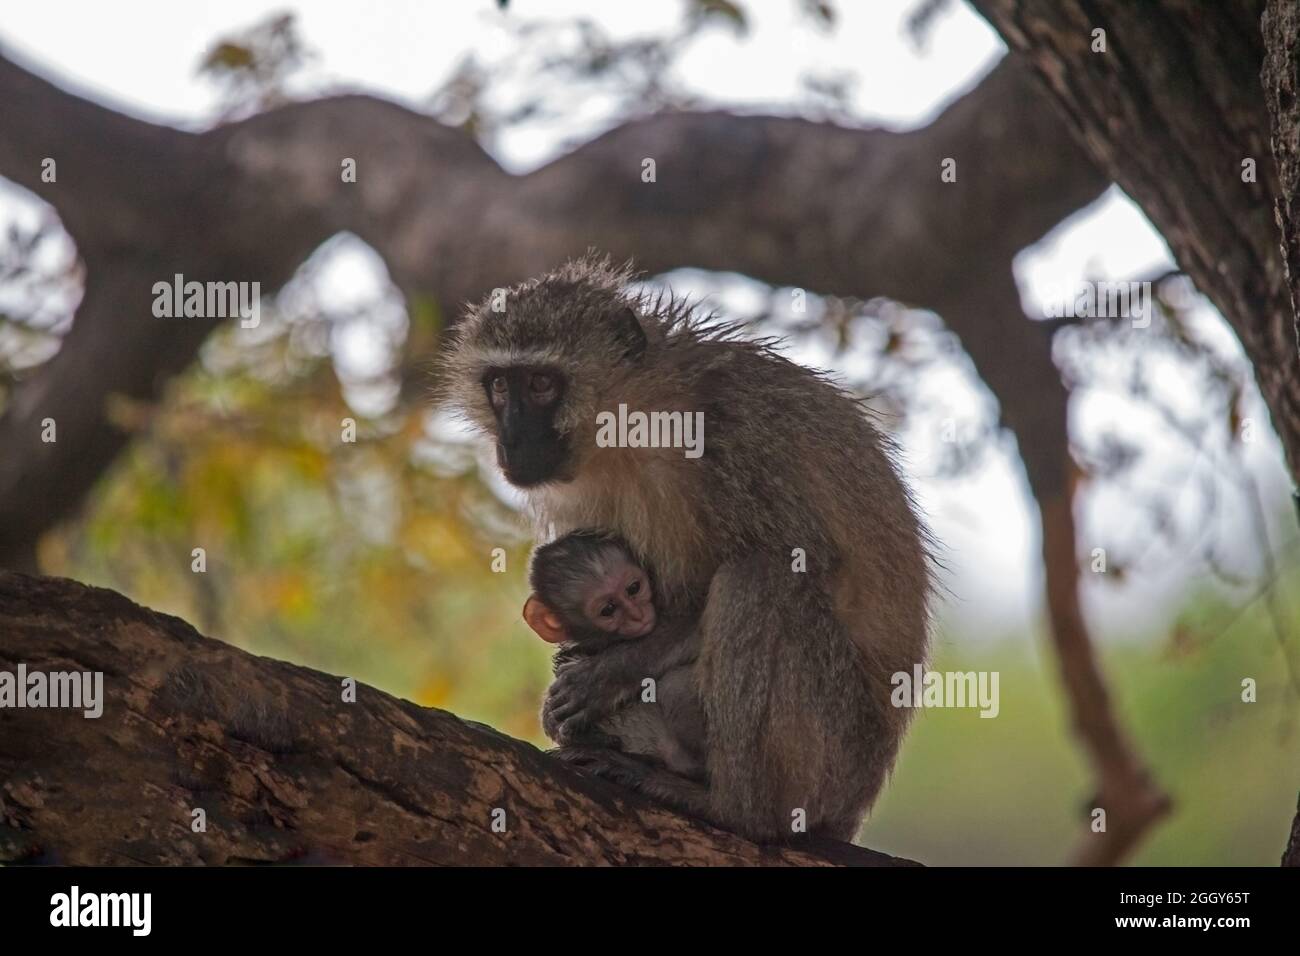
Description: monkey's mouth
502,465,575,488
496,437,574,489
621,612,656,639
496,439,573,487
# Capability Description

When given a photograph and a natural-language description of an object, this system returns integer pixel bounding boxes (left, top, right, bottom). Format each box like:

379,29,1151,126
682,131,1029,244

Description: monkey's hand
542,626,698,745
541,654,635,745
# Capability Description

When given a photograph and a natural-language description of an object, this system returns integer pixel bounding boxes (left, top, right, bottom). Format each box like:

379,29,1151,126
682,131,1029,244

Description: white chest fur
525,456,712,602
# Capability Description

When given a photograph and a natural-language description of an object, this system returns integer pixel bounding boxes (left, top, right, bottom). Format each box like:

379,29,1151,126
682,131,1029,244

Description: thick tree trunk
969,0,1300,488
1263,0,1300,376
0,572,914,866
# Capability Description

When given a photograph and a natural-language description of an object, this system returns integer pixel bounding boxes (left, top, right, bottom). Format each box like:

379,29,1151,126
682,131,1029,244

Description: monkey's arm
696,555,896,843
542,619,699,745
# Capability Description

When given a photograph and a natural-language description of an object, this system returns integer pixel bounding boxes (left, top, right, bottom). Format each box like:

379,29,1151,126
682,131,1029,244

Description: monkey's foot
555,745,653,790
556,746,717,829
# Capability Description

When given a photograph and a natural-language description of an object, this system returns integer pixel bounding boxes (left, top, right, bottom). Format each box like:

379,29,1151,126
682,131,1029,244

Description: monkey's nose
620,602,655,636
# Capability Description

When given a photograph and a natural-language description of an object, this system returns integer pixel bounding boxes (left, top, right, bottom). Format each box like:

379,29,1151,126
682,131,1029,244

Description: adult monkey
441,256,931,841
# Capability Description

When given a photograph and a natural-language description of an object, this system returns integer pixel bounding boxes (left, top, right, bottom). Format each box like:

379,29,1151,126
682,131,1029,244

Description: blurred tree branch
0,50,1103,565
0,571,914,867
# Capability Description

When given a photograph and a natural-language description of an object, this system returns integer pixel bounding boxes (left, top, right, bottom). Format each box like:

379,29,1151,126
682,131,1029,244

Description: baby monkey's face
582,558,656,638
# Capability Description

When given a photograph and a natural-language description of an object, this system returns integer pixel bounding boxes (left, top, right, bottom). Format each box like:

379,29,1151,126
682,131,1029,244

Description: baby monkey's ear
523,595,570,644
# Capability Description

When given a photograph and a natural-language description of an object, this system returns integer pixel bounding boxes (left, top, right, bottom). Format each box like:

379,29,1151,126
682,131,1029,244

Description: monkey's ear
614,305,647,362
523,595,570,644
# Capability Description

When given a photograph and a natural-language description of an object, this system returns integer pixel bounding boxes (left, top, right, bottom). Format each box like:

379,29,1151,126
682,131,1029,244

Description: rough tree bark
0,572,916,866
1263,0,1300,364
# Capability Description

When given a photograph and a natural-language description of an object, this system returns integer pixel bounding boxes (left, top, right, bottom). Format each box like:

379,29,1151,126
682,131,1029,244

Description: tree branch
0,572,915,866
969,0,1300,488
0,50,1106,564
961,270,1171,865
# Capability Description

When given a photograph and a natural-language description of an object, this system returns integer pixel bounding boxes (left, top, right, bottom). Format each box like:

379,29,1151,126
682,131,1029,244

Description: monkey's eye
486,374,509,410
626,579,641,597
599,601,616,618
529,372,557,403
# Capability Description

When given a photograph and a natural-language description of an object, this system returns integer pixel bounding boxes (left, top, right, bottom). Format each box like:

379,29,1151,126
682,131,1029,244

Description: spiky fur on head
438,254,734,600
437,252,760,431
439,254,645,439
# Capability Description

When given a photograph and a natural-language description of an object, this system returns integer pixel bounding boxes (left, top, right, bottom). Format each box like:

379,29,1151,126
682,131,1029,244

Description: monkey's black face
484,365,571,487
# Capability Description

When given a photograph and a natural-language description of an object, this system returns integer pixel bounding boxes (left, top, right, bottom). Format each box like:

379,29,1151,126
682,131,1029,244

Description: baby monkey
525,531,706,781
525,530,657,643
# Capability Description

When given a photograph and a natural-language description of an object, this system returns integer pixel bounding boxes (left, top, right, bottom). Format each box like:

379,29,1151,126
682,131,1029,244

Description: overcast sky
1,0,1293,647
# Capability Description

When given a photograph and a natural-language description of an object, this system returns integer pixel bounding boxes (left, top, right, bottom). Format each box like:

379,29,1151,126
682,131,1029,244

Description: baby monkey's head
526,530,656,643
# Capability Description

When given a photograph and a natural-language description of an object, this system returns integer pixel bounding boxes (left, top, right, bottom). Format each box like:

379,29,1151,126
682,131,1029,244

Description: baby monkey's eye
530,373,554,394
599,601,617,618
490,375,508,395
626,579,641,597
